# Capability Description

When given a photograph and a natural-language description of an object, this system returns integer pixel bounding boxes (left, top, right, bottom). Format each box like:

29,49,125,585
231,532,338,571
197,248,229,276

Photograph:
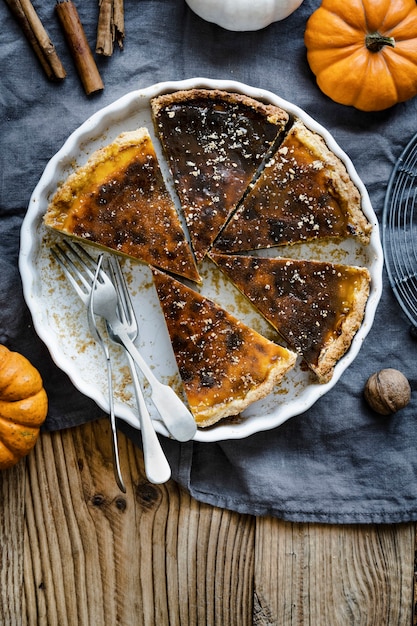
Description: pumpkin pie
210,252,371,383
44,128,200,282
151,267,297,427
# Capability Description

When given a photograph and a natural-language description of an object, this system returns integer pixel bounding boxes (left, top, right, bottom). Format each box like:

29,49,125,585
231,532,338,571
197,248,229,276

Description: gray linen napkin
1,0,416,523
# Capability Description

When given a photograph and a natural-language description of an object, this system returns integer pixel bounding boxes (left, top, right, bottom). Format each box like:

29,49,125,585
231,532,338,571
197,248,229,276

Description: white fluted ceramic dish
19,78,383,442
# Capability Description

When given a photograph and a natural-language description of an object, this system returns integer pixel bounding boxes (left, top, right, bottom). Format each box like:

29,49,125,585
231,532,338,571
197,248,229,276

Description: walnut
364,368,411,415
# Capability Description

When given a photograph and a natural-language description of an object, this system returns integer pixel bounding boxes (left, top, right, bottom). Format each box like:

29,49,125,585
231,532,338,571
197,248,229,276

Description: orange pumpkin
0,345,48,470
304,0,417,111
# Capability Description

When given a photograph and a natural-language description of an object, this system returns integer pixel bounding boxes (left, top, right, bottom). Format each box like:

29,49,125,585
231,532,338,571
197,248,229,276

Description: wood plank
414,525,417,626
0,460,27,626
4,418,415,625
254,517,415,625
22,420,255,625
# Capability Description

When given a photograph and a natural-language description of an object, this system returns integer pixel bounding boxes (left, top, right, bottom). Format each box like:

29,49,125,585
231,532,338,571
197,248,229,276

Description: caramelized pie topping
213,119,371,253
152,267,296,427
151,89,289,261
43,89,374,425
210,253,371,383
44,128,200,282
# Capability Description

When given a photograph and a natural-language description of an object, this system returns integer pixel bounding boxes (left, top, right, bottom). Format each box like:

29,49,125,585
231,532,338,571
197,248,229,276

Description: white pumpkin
185,0,304,31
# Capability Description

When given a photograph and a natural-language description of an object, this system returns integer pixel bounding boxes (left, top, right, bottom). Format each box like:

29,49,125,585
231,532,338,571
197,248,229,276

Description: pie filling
210,253,371,383
213,119,371,253
44,129,200,282
152,267,297,427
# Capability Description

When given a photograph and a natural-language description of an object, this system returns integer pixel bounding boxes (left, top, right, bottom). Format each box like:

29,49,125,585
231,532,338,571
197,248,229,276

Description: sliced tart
213,119,372,253
210,253,371,383
151,267,297,427
44,128,200,282
151,88,289,262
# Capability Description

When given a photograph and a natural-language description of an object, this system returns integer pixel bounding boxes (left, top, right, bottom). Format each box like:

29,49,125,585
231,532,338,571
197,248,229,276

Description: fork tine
62,240,101,279
51,240,110,300
51,244,90,302
107,256,135,328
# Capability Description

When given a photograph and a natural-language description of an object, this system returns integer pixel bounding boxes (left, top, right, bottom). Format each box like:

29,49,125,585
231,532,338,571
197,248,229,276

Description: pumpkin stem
365,32,395,53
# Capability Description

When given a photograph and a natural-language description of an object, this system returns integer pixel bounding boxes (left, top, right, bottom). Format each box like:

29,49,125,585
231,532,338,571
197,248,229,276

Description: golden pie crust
151,88,289,262
152,267,297,427
210,253,371,383
44,128,200,282
213,119,372,253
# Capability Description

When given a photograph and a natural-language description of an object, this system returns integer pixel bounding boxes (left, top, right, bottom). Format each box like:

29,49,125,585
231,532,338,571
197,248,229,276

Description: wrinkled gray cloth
1,0,416,523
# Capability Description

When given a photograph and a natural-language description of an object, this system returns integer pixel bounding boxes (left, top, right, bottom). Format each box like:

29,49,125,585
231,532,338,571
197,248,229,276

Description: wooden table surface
1,417,416,625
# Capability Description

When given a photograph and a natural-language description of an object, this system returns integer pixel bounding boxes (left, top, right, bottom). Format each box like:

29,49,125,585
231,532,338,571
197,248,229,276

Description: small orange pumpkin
304,0,417,111
0,345,48,470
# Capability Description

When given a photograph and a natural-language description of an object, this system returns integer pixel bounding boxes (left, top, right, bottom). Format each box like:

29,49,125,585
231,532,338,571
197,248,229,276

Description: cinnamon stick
96,0,124,57
55,0,104,95
113,0,124,49
4,0,66,81
96,0,113,56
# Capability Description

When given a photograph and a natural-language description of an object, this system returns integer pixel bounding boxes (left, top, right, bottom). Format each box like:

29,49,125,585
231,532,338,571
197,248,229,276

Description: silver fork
73,250,197,442
51,241,197,441
104,257,171,484
52,241,171,484
89,256,126,492
51,241,125,492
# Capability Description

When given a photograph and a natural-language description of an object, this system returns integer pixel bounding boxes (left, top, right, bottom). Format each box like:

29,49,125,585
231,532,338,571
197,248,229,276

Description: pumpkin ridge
381,53,417,100
324,8,361,33
382,3,417,32
0,416,39,455
358,53,398,108
384,15,417,43
0,345,47,470
0,389,48,427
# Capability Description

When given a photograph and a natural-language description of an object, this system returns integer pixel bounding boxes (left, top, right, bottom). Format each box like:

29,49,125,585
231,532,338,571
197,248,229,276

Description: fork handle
126,352,171,484
105,353,126,493
112,326,197,442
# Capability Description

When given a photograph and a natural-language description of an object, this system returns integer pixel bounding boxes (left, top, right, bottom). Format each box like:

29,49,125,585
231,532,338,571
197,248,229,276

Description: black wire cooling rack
383,131,417,337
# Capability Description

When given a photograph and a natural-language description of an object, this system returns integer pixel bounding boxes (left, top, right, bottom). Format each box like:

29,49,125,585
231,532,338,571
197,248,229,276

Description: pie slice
151,88,289,262
44,128,200,283
151,267,297,427
213,119,372,254
210,253,371,383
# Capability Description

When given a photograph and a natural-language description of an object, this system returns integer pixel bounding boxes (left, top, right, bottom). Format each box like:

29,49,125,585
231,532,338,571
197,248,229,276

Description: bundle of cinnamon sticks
4,0,125,94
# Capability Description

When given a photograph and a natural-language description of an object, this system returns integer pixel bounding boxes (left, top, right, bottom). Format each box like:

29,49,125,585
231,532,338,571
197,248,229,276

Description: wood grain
254,517,415,625
22,420,254,625
0,419,415,625
0,461,26,626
